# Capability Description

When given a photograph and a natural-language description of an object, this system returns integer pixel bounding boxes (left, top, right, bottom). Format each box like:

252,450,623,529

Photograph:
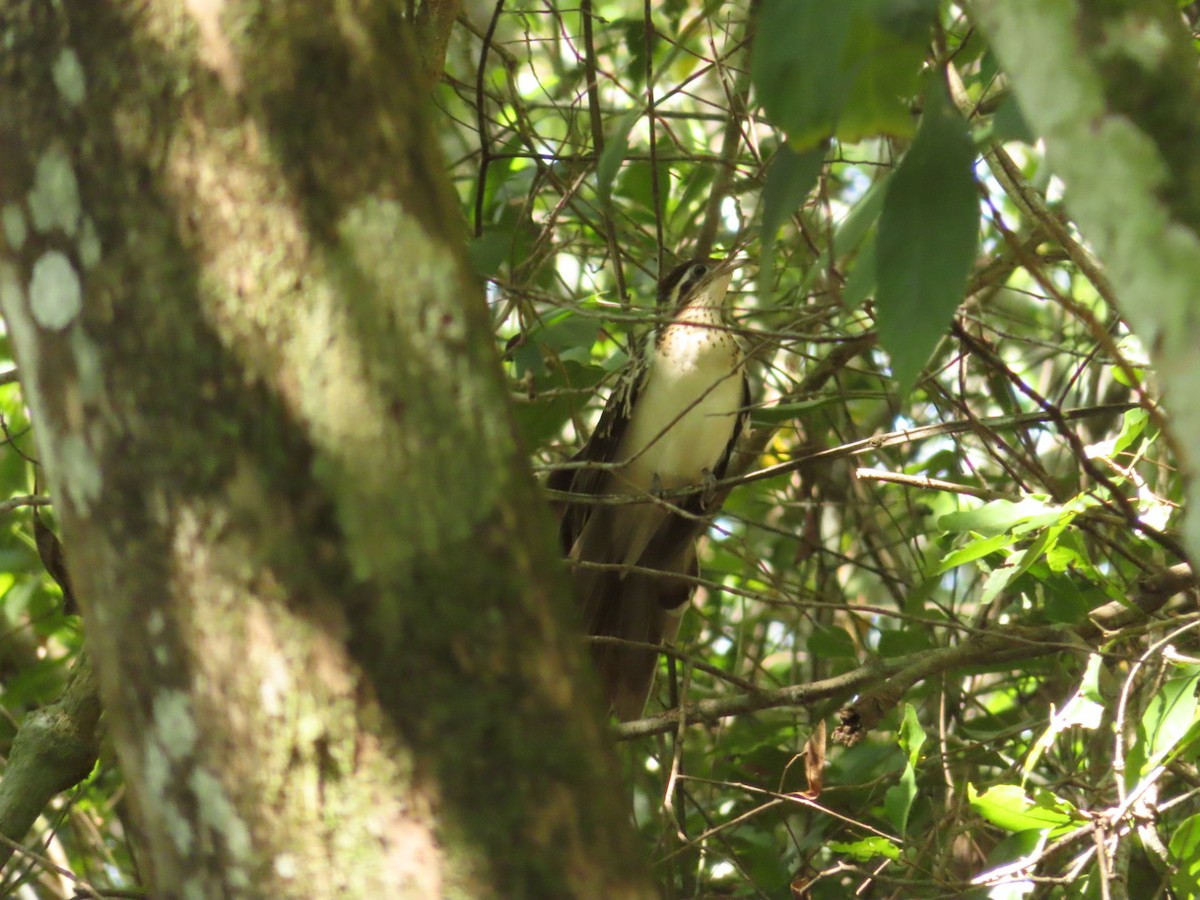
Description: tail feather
595,571,690,721
571,505,699,720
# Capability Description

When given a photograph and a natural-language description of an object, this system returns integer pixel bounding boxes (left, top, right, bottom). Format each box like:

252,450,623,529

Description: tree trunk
0,3,653,898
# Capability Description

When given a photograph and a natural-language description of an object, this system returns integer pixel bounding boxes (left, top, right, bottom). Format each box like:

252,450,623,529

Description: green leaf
884,764,917,834
877,627,934,658
1023,655,1106,780
808,625,857,658
761,143,825,255
1114,408,1151,454
618,18,650,86
751,1,855,150
938,497,1057,537
616,160,669,219
875,86,979,396
884,706,925,835
510,358,605,450
1040,573,1093,624
1131,670,1200,780
978,561,1022,607
1169,814,1200,898
532,310,601,355
935,531,1013,574
841,230,877,309
597,108,640,204
993,92,1035,144
733,827,792,893
873,0,941,41
668,166,717,236
897,703,927,766
466,230,511,277
1111,363,1145,387
802,172,890,293
1085,408,1149,460
749,395,842,426
828,837,901,862
834,7,928,143
751,0,934,149
968,783,1081,836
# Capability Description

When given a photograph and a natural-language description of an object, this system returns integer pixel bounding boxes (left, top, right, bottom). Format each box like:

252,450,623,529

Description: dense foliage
1,2,1198,898
444,2,1198,898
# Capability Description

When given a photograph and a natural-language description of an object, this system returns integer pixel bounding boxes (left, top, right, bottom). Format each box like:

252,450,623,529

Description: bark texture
0,3,652,898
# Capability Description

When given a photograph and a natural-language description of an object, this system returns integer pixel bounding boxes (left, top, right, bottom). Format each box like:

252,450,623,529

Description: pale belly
618,357,742,490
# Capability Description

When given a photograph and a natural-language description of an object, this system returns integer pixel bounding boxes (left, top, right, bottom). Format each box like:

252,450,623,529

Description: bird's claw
700,468,718,509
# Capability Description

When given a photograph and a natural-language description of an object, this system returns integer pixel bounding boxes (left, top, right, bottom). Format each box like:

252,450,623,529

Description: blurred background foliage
2,1,1199,898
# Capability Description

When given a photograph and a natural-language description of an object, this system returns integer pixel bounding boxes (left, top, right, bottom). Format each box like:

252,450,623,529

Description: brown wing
547,361,644,554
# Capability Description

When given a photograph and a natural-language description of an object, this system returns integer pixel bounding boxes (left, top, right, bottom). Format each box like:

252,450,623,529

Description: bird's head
657,257,745,315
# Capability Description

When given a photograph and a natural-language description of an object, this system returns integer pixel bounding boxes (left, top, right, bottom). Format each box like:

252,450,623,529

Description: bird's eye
690,263,708,279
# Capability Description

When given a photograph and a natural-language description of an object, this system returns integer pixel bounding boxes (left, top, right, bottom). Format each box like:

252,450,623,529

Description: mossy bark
0,3,652,898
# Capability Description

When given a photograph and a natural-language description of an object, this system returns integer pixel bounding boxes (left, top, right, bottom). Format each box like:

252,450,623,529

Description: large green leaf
761,143,825,256
751,2,854,149
751,0,936,149
938,497,1058,537
1128,669,1200,785
875,87,979,396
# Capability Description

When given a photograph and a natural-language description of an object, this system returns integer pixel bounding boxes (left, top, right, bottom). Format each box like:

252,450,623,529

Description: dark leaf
875,86,979,396
762,143,825,256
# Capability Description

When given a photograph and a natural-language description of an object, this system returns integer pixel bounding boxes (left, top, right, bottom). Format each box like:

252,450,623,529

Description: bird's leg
700,467,719,510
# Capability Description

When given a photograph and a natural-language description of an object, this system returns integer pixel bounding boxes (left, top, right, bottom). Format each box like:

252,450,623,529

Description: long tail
570,505,697,720
582,570,684,720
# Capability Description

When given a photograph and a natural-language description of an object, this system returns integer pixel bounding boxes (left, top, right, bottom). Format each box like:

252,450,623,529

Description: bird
550,257,751,720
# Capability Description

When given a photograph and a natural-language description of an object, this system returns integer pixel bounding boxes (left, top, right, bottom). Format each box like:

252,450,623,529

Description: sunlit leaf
1023,655,1106,780
828,837,902,861
935,531,1013,574
969,784,1081,836
938,497,1058,537
1130,670,1200,782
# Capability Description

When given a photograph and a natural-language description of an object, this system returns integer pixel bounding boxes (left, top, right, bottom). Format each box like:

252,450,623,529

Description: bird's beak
712,257,748,305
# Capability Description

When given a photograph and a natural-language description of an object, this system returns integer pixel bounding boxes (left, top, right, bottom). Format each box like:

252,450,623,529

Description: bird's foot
700,467,718,509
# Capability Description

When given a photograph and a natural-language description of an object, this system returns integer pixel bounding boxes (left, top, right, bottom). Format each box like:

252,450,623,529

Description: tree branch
0,653,101,870
615,563,1196,742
